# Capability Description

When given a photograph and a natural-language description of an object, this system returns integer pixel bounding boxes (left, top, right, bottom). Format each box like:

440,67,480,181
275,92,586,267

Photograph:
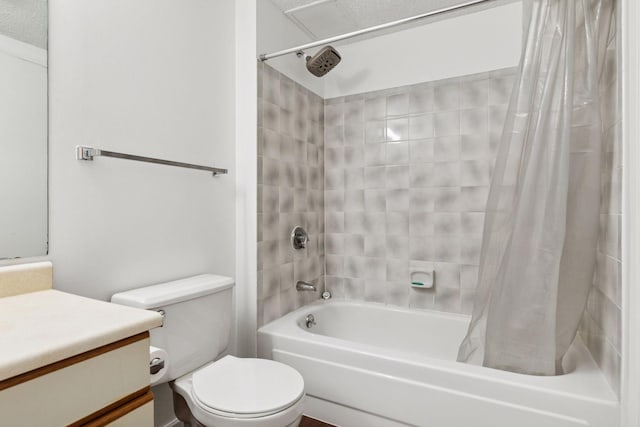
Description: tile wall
322,69,516,315
257,63,325,327
258,29,622,394
579,3,622,396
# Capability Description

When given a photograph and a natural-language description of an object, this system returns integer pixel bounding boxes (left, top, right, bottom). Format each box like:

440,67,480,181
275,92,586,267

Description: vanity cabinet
0,283,163,427
0,333,153,426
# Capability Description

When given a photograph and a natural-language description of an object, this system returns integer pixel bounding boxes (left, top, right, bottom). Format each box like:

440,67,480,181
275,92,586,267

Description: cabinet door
0,335,150,426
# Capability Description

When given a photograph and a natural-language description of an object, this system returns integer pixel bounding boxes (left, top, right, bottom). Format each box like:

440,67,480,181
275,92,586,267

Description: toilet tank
111,274,234,382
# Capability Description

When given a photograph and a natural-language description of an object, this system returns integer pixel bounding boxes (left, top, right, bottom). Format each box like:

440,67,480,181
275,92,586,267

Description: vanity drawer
84,391,154,427
0,333,151,426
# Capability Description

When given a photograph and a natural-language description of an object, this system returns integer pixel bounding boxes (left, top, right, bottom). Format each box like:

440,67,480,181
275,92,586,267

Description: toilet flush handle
150,357,165,375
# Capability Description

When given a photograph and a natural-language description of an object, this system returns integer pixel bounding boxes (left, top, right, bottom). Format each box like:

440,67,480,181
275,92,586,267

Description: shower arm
259,0,499,61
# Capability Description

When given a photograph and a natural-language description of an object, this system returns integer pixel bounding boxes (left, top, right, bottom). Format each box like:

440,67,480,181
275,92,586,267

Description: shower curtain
457,0,614,375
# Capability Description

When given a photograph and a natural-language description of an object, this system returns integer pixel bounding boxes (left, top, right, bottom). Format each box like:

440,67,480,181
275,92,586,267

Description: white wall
48,0,236,301
257,0,324,96
0,0,47,49
46,1,237,425
0,35,47,259
323,2,522,98
235,0,258,358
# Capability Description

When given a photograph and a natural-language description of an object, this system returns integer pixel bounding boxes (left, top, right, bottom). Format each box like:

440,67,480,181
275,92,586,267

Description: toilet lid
191,356,304,417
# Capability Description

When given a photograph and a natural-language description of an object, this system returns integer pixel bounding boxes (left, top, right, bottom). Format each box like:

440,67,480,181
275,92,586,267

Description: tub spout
296,281,317,292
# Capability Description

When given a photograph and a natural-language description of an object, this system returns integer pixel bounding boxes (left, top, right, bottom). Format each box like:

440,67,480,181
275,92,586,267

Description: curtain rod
259,0,498,61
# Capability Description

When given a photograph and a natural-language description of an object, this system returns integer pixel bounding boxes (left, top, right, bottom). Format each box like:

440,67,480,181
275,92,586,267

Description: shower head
304,46,341,77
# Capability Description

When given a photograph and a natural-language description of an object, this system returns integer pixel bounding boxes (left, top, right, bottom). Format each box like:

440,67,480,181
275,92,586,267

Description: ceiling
0,0,47,48
268,0,501,41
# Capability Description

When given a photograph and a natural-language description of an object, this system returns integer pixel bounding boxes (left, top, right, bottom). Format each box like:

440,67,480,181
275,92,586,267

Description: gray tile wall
323,69,516,315
257,63,325,327
259,35,622,395
579,3,622,396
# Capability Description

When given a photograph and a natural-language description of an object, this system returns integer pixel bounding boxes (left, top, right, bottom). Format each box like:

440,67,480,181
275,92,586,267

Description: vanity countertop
0,289,162,382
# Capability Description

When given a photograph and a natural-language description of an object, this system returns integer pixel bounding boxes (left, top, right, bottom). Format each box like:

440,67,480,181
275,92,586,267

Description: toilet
111,274,305,427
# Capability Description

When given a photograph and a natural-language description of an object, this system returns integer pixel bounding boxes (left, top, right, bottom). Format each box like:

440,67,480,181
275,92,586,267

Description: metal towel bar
76,146,228,176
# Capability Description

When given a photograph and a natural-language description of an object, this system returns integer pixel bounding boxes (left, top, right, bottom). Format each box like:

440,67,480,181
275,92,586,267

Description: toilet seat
191,356,305,419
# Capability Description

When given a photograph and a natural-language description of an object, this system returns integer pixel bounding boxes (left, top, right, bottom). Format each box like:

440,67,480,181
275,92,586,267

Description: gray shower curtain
457,0,614,375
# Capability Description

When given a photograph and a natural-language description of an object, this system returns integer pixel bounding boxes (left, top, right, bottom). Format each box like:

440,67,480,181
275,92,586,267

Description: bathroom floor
301,416,335,427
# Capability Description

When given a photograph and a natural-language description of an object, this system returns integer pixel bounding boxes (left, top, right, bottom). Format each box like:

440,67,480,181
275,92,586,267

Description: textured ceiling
0,0,47,48
268,0,495,40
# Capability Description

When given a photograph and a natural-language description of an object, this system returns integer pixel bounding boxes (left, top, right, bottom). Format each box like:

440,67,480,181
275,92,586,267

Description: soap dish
411,270,435,289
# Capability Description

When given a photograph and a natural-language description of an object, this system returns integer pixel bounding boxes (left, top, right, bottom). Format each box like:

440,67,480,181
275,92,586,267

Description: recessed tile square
344,277,365,299
364,279,387,303
460,79,488,109
435,288,461,313
344,168,364,189
365,144,386,166
434,136,461,162
386,166,410,189
461,265,479,289
434,187,461,212
387,259,409,282
410,237,433,261
365,120,386,143
344,190,364,212
386,234,409,259
325,103,344,127
325,146,344,169
364,166,386,189
387,93,410,117
364,189,387,211
410,164,435,187
344,212,366,234
434,111,460,137
344,99,364,123
489,74,516,105
386,282,410,307
461,212,485,235
325,190,345,212
461,108,489,135
433,262,460,288
409,114,434,140
410,88,434,113
344,234,365,256
364,97,386,121
344,122,364,145
325,125,344,147
386,141,409,164
460,186,489,212
386,189,410,211
363,212,386,234
410,211,434,236
433,213,461,236
387,118,409,141
460,160,491,186
434,83,460,111
386,211,409,235
344,146,364,168
409,139,435,163
432,162,460,187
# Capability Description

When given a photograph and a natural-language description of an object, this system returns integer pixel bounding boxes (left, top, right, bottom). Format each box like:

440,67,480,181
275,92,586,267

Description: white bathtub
257,300,619,427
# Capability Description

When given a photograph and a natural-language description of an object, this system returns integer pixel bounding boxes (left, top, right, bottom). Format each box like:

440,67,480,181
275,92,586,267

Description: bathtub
257,300,619,427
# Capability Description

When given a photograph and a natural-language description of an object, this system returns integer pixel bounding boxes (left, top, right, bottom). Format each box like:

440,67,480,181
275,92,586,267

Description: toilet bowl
172,356,304,427
111,274,305,427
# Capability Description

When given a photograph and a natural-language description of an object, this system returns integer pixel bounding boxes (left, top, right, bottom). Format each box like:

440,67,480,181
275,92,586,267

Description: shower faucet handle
291,226,309,249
